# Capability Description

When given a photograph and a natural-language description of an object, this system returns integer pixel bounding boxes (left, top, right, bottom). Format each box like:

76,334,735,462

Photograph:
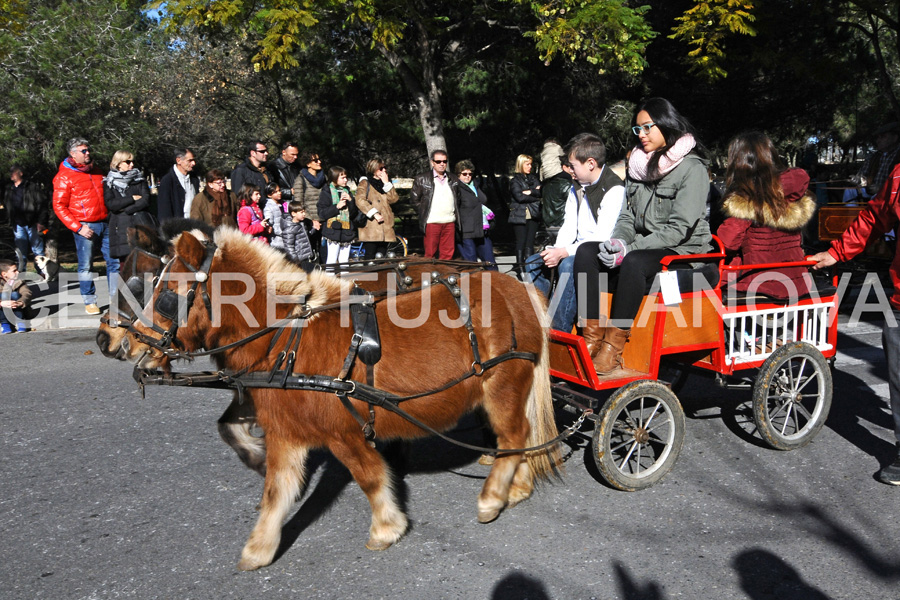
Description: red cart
548,238,838,490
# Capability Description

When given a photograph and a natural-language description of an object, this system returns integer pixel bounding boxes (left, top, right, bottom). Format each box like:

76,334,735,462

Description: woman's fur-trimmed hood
721,168,816,231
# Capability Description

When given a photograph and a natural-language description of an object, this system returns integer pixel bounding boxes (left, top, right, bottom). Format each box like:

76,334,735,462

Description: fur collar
721,193,817,231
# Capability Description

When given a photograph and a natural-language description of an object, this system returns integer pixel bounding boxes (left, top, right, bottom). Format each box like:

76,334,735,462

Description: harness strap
133,344,563,455
434,273,482,367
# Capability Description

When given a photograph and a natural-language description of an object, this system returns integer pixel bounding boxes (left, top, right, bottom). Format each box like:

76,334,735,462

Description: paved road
2,300,900,599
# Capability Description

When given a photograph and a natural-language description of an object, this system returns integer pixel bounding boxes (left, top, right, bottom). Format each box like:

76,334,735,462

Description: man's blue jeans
73,222,119,305
523,253,577,333
13,224,44,270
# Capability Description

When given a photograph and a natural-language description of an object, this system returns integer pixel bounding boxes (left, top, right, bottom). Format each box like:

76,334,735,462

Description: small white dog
34,255,58,282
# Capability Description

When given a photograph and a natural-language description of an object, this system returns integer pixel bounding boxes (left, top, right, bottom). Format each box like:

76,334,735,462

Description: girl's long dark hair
237,183,260,207
635,97,706,180
724,131,786,223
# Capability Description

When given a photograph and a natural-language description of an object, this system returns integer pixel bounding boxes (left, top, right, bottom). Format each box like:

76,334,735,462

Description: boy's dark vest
575,166,624,223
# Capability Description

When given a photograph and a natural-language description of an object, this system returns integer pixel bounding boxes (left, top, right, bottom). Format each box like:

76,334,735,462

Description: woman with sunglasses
573,97,712,374
104,150,153,260
455,160,498,269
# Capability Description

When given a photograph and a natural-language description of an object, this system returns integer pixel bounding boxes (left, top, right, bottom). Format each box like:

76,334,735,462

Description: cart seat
666,262,720,291
722,283,839,307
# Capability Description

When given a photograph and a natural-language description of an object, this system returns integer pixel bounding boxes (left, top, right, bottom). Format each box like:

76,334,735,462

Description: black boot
514,251,526,281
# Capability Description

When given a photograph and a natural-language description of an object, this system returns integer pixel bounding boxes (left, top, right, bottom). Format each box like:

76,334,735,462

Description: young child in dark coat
282,200,317,270
0,258,32,333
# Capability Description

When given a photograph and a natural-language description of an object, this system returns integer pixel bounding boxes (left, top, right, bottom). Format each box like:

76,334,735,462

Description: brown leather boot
593,326,631,375
578,317,607,358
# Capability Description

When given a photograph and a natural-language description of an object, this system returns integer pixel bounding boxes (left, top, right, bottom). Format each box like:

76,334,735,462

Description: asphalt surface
2,283,900,599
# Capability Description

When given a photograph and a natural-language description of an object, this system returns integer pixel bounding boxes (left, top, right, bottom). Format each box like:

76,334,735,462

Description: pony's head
96,224,167,359
97,219,216,359
121,227,350,371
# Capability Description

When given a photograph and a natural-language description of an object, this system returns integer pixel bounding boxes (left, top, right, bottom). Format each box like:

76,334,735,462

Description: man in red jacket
52,138,119,315
812,162,900,485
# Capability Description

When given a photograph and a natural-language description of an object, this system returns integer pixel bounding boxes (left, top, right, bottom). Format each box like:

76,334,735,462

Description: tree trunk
376,22,446,159
867,12,900,121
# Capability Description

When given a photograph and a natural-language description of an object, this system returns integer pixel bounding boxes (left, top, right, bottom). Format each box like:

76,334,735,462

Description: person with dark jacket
230,141,271,207
104,150,153,260
409,149,460,259
5,165,48,276
539,138,570,228
292,151,327,261
270,142,300,202
157,148,199,221
509,154,542,275
190,169,239,228
282,200,317,267
717,133,816,299
318,166,364,264
454,160,497,269
52,137,119,314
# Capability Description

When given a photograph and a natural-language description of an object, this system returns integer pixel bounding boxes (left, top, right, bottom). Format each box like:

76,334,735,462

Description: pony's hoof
507,485,533,508
477,507,501,523
366,538,394,551
237,557,263,571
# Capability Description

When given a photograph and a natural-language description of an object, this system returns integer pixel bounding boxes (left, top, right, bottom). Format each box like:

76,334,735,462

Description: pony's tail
524,288,563,480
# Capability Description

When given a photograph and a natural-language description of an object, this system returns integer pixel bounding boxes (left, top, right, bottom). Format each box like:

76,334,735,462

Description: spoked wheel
384,236,408,257
592,380,686,491
752,342,832,450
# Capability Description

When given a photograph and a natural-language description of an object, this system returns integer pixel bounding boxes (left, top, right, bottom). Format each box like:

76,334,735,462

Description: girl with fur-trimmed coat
717,132,816,299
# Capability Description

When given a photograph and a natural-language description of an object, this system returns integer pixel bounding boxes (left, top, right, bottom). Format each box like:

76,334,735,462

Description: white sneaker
85,304,101,315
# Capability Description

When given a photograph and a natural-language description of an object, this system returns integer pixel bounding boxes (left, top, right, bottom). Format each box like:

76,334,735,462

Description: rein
133,365,588,457
130,254,578,456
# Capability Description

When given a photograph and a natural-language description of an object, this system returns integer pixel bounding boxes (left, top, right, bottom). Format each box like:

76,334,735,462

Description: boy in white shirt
523,133,625,332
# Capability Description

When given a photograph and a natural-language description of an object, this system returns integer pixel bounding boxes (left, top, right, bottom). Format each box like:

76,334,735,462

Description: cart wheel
592,380,686,491
752,342,832,450
385,236,408,257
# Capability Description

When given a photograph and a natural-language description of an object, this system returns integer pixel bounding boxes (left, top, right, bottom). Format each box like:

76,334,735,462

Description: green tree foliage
507,0,656,75
0,0,165,178
668,0,757,80
151,0,665,156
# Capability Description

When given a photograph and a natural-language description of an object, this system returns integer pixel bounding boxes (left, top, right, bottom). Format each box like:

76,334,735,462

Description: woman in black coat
104,150,153,259
508,153,542,277
317,166,365,264
455,160,497,270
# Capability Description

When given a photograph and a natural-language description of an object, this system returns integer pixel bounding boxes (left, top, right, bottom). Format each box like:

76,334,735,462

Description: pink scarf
627,134,696,182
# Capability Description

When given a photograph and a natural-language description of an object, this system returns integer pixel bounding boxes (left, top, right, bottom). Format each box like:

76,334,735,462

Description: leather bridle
127,240,217,357
100,247,167,329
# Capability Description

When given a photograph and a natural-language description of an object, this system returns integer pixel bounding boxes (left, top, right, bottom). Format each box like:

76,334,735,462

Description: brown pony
120,227,559,571
96,221,270,476
98,221,493,477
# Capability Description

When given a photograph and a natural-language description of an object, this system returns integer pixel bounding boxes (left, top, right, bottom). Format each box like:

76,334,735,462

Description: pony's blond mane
201,227,351,315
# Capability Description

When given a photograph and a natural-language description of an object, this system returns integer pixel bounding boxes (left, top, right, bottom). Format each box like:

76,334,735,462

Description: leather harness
127,248,568,453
